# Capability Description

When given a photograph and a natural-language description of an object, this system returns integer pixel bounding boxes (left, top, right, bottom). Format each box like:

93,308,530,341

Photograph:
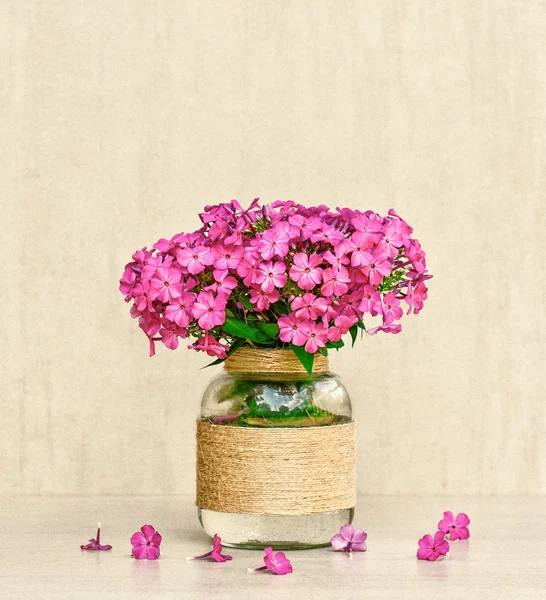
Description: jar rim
224,348,329,375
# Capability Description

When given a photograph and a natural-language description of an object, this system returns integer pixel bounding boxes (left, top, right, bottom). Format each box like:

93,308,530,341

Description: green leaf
239,296,254,311
349,325,358,347
222,317,272,344
319,347,328,356
256,322,279,339
326,339,344,350
227,338,247,356
290,343,314,376
272,299,291,314
356,319,366,330
201,358,224,369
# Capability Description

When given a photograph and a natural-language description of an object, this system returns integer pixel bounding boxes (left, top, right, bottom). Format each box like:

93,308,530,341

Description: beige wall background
1,0,545,497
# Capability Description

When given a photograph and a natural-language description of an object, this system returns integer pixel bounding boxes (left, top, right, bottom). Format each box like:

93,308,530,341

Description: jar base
197,507,355,550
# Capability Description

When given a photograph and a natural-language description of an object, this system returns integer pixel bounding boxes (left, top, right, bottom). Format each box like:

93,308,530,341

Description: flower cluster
120,199,431,367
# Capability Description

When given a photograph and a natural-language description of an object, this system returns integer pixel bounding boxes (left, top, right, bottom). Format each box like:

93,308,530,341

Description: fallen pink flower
186,534,232,563
330,524,367,553
80,522,112,551
248,547,293,575
417,531,450,561
131,525,162,560
438,511,470,541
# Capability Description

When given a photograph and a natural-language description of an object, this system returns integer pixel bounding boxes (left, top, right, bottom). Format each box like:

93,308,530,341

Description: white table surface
1,496,544,599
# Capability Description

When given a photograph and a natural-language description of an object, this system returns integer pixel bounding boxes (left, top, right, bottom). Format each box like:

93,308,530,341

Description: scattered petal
131,524,162,560
186,534,232,563
80,523,112,552
330,524,367,553
248,547,292,575
437,511,470,541
416,531,450,561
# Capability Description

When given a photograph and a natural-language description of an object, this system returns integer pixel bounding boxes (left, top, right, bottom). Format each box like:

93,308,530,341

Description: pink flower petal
141,525,156,542
330,533,348,551
339,524,355,543
437,518,451,533
351,529,367,545
454,513,470,527
146,545,161,560
80,541,96,550
451,527,470,541
350,541,367,552
417,535,433,549
443,511,454,523
132,545,149,560
150,532,162,547
97,544,112,551
130,532,146,546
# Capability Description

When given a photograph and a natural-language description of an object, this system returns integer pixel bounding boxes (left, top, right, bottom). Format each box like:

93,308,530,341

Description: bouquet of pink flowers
120,199,431,372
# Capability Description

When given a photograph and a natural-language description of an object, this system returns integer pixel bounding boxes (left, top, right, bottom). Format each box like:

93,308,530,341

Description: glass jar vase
196,349,356,550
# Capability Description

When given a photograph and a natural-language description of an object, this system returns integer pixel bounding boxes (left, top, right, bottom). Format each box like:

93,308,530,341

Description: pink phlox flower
164,292,196,327
351,213,383,243
361,249,391,286
289,253,323,290
150,266,183,302
204,270,238,295
176,245,215,275
224,219,247,246
359,285,382,315
300,320,328,353
347,232,374,267
405,281,428,314
277,313,308,346
186,534,232,563
438,512,470,541
381,292,403,324
131,247,155,265
378,225,404,258
248,547,293,575
417,531,450,561
406,240,427,273
131,525,162,560
291,293,329,320
288,215,322,240
81,522,112,551
188,332,228,359
327,315,356,342
119,266,137,298
236,255,259,287
153,233,186,254
367,322,402,335
192,291,227,330
254,261,287,293
321,267,350,297
132,279,156,312
141,254,171,281
310,223,345,244
330,524,367,553
257,227,290,260
182,276,198,291
249,286,280,311
211,244,245,270
159,318,187,350
138,312,162,355
323,247,350,273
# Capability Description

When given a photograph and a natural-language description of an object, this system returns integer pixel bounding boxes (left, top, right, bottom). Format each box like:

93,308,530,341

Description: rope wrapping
196,420,357,515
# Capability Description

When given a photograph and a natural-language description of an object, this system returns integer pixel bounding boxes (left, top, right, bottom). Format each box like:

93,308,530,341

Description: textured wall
1,0,544,496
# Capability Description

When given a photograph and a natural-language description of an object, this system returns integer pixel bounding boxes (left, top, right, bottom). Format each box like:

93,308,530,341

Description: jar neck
224,348,329,379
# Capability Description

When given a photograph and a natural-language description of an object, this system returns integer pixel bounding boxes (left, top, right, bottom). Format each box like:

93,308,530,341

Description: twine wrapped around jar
196,349,357,516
